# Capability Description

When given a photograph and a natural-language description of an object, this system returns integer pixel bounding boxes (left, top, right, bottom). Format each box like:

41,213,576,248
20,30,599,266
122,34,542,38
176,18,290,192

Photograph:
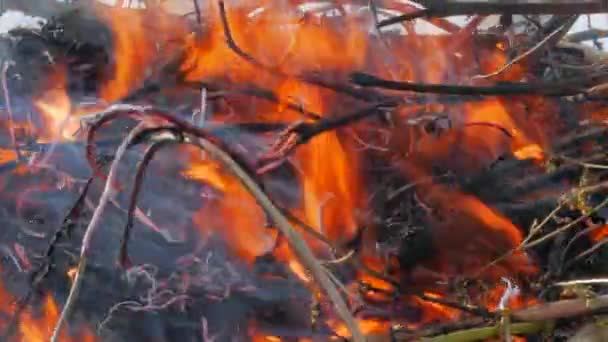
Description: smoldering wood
0,1,607,341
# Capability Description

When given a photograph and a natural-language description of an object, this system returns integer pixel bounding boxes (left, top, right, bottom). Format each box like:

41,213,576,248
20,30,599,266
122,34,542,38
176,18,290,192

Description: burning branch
350,72,605,97
377,0,608,28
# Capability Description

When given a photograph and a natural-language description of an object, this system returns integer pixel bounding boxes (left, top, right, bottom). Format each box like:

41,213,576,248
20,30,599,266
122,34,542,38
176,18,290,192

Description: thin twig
568,236,608,267
51,123,148,342
554,278,608,287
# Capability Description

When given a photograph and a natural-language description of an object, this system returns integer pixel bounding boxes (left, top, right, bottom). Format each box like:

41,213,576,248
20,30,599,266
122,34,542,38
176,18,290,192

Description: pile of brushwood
0,1,608,341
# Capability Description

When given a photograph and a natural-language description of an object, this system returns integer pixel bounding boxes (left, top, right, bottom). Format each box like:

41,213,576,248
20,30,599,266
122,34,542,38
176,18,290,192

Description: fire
95,5,187,102
67,267,77,282
590,224,608,242
6,0,593,340
167,2,542,336
333,318,389,339
426,187,535,276
0,281,93,342
20,295,60,342
463,99,545,162
181,2,367,83
415,292,460,323
187,150,276,262
33,67,76,142
20,295,95,342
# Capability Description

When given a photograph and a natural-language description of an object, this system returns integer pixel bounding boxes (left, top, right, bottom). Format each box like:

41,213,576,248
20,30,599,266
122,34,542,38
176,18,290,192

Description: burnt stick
120,137,178,268
2,177,93,341
378,0,608,28
350,72,605,96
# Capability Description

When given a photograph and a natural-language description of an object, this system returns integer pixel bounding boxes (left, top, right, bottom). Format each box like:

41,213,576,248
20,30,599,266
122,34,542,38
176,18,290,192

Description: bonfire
0,0,606,341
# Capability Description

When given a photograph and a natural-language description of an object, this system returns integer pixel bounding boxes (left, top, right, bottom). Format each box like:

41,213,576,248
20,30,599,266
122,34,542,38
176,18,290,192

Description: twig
477,182,608,277
472,20,572,80
523,185,608,249
51,122,149,342
258,103,393,173
554,278,608,287
381,0,460,33
568,236,608,267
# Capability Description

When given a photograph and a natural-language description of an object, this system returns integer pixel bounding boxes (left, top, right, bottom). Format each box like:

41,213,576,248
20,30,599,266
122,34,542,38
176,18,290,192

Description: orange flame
186,150,275,262
0,281,94,342
590,224,608,242
33,67,76,142
181,2,367,84
95,5,186,102
19,294,96,342
91,1,554,335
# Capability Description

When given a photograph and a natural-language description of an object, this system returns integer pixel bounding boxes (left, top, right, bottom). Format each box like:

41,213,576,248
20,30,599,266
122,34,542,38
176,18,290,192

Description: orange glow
20,295,60,342
252,335,281,342
429,188,535,276
187,151,275,262
463,99,544,160
33,67,76,142
181,2,367,84
67,267,77,282
590,224,608,242
483,282,538,312
513,143,544,161
0,286,96,342
299,131,362,244
62,1,574,337
415,292,460,324
0,148,17,163
332,319,389,339
97,8,151,101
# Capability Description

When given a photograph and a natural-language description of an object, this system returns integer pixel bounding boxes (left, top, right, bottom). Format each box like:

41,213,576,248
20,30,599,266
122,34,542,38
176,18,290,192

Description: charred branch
350,72,607,97
378,0,608,28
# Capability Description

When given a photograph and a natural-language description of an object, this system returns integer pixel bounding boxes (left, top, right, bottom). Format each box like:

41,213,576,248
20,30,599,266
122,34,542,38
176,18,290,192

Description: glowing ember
67,267,77,282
